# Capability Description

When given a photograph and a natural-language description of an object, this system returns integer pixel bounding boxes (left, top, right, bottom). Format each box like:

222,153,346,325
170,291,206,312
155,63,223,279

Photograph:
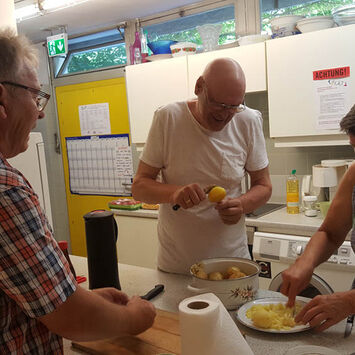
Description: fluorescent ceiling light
41,0,90,11
15,0,91,22
15,4,41,22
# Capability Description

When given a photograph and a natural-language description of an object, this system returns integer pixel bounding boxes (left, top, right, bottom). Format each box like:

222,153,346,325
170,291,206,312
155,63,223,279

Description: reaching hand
125,296,156,335
171,183,206,209
295,292,353,332
214,198,243,225
92,288,129,305
280,262,314,308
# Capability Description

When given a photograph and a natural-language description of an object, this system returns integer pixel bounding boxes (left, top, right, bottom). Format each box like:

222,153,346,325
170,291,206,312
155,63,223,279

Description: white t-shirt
141,101,269,274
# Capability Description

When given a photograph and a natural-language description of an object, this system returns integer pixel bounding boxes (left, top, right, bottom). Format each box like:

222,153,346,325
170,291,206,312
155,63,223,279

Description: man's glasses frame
0,81,51,112
203,82,246,113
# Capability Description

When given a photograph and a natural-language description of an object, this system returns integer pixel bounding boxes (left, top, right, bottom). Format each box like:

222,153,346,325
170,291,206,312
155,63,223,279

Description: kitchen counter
112,206,324,235
64,256,355,355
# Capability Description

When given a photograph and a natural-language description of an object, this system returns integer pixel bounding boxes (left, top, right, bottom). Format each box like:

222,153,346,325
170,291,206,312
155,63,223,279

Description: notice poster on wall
79,103,111,136
65,134,133,196
313,66,350,130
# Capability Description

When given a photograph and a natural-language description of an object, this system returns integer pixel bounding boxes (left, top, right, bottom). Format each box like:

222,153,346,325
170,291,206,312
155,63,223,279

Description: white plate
236,297,312,334
146,54,172,61
284,345,341,355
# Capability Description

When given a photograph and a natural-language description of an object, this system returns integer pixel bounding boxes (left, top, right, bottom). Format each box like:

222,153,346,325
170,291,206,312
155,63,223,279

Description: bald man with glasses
0,29,155,354
132,58,272,275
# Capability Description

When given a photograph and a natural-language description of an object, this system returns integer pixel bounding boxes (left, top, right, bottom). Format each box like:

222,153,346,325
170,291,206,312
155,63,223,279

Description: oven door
269,271,333,298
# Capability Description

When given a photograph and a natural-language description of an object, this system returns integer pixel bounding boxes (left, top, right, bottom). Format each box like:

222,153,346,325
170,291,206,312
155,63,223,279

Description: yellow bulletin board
56,77,130,256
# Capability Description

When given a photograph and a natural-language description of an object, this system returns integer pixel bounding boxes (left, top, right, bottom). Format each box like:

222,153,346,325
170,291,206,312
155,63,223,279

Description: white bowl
270,15,305,37
170,42,197,57
296,16,335,33
237,34,270,46
188,257,260,310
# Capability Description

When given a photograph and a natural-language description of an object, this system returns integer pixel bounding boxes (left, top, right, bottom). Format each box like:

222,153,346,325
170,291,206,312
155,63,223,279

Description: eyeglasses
0,81,51,112
203,83,245,113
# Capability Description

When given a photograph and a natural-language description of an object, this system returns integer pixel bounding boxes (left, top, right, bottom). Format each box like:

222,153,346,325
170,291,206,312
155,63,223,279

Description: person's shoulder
346,162,355,183
234,107,263,130
242,107,262,123
155,101,187,116
0,158,28,192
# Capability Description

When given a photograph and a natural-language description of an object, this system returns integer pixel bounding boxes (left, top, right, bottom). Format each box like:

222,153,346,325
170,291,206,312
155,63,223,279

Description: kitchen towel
179,293,254,355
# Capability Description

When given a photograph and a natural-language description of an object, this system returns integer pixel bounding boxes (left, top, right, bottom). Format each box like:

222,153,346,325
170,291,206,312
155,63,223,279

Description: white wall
33,43,71,246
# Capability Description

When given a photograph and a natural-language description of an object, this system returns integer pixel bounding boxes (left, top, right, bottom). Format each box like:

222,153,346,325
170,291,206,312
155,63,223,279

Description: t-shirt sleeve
0,186,76,318
140,108,165,169
245,110,269,172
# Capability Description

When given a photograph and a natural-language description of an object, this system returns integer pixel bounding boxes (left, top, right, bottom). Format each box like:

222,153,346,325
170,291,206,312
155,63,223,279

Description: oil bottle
286,169,299,214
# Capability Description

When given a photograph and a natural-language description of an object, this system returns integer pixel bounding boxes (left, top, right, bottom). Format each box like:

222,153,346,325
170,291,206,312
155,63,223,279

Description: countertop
112,206,324,235
64,256,355,355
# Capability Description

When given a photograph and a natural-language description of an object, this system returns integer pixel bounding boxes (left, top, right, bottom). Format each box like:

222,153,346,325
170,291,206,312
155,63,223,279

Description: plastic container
303,195,317,217
58,240,77,279
286,169,299,214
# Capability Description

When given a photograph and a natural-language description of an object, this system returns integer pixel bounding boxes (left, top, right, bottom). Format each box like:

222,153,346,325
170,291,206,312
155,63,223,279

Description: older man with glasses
132,57,272,275
0,29,155,354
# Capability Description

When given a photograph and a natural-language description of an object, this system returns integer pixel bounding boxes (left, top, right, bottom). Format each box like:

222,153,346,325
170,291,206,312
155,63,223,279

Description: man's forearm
238,183,272,214
132,177,180,204
40,288,148,342
296,230,341,270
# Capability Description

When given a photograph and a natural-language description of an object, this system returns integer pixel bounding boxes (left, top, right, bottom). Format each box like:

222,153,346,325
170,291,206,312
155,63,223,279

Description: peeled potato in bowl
208,271,224,280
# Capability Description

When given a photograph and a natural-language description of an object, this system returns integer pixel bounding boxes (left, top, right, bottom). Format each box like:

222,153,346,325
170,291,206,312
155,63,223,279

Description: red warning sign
313,66,350,80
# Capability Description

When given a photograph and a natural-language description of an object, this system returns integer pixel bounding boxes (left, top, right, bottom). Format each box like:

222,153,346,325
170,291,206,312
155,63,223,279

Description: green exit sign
47,33,68,57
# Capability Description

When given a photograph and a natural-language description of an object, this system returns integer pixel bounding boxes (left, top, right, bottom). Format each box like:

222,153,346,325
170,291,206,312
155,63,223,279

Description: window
143,5,236,51
54,28,126,77
260,0,354,33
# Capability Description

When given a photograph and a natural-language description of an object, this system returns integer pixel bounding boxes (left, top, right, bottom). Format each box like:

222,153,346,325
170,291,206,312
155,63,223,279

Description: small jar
303,195,318,217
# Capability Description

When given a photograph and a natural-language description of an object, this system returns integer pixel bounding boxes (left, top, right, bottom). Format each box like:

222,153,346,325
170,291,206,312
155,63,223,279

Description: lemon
208,186,226,202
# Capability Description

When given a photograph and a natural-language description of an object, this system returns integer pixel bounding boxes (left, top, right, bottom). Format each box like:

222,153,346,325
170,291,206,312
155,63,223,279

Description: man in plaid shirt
0,29,156,354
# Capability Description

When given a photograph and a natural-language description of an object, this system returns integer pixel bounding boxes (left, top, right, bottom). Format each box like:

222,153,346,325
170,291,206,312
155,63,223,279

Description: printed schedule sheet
65,134,133,196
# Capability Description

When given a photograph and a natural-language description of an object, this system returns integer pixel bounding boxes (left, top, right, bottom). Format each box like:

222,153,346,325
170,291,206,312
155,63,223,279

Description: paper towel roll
312,164,337,187
179,293,254,355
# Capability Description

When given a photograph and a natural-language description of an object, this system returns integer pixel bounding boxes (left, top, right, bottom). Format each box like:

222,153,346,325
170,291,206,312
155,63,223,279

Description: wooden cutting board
71,309,181,355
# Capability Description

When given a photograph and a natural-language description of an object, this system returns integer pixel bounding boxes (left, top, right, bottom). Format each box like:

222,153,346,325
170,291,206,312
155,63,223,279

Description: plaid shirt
0,153,76,354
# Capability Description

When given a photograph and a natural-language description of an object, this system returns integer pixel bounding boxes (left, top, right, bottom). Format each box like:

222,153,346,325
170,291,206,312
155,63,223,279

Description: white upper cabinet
125,56,189,144
187,43,267,96
267,24,355,146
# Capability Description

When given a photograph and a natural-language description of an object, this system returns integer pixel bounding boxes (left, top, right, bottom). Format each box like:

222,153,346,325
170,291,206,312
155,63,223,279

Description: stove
246,203,285,218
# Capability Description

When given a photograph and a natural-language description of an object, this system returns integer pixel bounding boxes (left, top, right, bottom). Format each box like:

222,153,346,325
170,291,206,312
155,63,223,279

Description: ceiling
15,0,202,43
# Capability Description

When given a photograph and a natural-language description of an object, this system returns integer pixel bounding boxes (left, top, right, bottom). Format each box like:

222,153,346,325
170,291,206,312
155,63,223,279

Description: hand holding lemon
172,185,226,210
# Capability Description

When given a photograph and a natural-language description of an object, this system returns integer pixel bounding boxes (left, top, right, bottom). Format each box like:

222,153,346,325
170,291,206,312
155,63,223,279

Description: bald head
191,58,247,131
202,58,246,100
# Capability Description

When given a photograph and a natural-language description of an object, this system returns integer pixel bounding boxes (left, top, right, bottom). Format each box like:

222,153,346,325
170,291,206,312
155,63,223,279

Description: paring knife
140,284,164,301
344,314,354,338
172,185,216,211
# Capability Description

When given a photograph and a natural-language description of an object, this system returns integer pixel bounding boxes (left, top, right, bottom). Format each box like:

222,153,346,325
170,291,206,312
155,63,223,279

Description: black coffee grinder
83,210,121,290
